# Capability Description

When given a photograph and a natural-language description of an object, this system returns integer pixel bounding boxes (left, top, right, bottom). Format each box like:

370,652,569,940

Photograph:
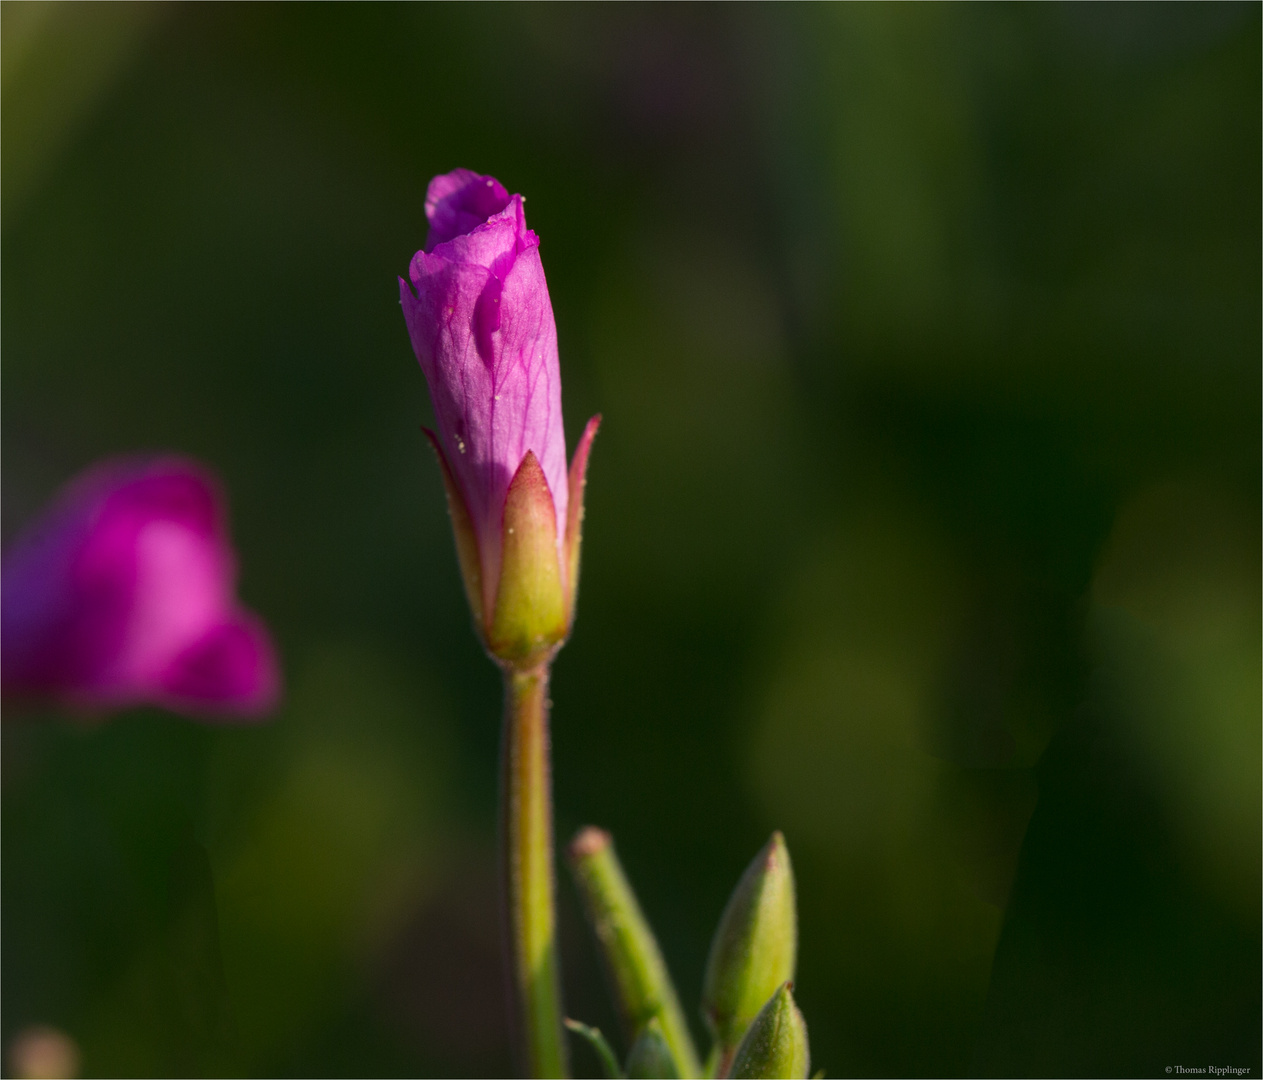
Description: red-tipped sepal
564,414,602,624
489,451,568,670
423,428,487,636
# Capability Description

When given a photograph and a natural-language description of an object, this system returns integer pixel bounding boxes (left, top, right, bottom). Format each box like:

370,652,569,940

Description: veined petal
419,202,524,280
491,237,568,545
400,266,503,592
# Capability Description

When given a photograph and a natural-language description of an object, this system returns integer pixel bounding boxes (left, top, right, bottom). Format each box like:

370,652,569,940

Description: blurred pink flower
1,457,280,719
399,169,597,660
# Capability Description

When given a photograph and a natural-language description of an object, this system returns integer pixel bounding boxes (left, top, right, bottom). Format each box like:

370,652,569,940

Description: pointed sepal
729,983,810,1080
489,450,567,669
423,427,486,634
564,414,601,623
702,832,798,1054
626,1017,679,1080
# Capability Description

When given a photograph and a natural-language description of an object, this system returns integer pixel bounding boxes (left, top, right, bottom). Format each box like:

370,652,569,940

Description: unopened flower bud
702,832,797,1053
729,983,809,1080
400,168,599,671
626,1017,679,1080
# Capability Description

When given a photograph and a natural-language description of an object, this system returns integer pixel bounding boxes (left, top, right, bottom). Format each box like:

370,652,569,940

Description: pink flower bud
399,169,598,667
1,457,281,719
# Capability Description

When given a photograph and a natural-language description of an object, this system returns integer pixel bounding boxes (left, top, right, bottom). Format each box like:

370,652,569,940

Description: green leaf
565,1018,624,1080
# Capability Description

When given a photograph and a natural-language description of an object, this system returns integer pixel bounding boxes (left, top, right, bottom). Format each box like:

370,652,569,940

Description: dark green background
3,4,1259,1077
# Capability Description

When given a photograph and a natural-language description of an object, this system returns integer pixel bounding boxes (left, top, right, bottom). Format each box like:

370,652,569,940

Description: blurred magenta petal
1,457,281,719
400,168,571,621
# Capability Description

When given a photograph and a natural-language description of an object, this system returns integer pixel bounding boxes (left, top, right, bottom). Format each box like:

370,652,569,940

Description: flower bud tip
627,1016,679,1080
730,982,810,1080
570,826,613,860
702,833,798,1051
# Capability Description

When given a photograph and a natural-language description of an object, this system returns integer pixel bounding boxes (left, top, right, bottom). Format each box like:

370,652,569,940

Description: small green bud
626,1017,679,1080
702,832,797,1052
730,983,810,1080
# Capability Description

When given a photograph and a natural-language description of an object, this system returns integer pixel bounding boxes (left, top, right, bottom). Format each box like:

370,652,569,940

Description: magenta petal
1,456,282,721
83,498,230,695
419,205,523,278
492,242,567,538
158,613,280,719
424,169,511,252
400,260,506,599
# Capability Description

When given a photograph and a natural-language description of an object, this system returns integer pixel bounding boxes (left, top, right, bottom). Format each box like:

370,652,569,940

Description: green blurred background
2,4,1259,1077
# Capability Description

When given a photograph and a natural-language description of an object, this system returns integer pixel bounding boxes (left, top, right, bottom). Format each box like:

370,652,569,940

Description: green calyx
423,428,485,637
702,832,798,1054
729,983,810,1080
428,420,601,672
488,450,569,669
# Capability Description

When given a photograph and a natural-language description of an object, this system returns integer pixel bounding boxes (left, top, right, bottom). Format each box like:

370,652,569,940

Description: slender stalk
568,828,703,1079
502,663,568,1078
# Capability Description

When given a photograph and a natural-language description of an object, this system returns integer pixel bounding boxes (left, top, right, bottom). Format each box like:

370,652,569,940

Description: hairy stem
568,828,703,1078
502,664,568,1078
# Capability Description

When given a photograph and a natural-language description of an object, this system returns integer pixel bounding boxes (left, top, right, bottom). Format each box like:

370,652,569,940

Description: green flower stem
568,828,703,1079
503,664,568,1078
